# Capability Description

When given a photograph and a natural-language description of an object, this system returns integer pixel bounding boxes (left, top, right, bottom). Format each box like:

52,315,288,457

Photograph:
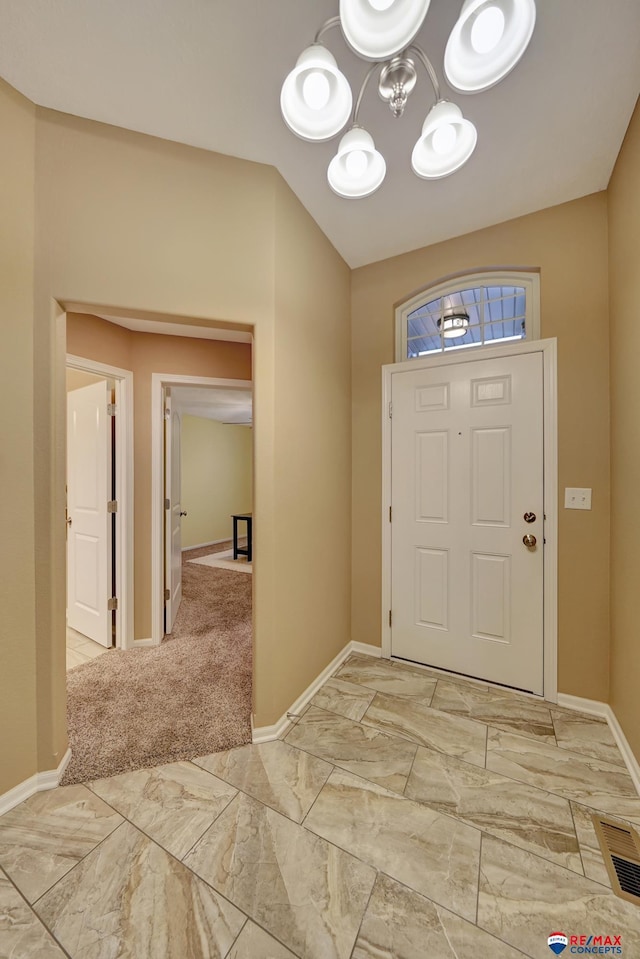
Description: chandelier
280,0,536,198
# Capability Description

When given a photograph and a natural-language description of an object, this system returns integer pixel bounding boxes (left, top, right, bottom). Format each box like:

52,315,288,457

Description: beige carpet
189,547,252,574
62,545,252,785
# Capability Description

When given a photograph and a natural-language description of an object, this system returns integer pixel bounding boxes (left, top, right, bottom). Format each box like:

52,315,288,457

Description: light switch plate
565,488,592,510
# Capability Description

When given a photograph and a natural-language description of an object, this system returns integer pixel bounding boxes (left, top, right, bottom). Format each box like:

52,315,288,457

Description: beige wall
0,80,38,794
351,193,611,702
181,416,253,549
608,97,640,757
67,311,132,368
66,313,252,638
24,104,350,782
257,176,352,724
66,368,106,391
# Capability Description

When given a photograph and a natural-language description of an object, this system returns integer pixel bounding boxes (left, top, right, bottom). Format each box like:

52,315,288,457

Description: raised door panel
415,548,449,631
73,534,101,616
415,431,449,524
471,427,511,527
471,552,511,644
415,383,450,412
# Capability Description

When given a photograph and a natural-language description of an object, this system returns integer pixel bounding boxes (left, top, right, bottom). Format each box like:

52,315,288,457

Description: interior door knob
522,533,537,548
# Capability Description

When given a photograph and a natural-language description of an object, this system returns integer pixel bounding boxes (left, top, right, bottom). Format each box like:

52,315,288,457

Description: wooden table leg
233,515,239,560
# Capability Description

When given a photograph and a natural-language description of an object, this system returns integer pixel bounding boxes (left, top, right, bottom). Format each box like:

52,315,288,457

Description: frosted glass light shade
439,312,469,338
280,45,353,141
328,127,386,198
339,0,431,61
444,0,536,93
411,101,477,179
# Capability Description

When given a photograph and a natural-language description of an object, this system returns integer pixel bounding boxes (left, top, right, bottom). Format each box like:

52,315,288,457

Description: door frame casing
66,353,134,651
151,372,253,646
381,337,558,702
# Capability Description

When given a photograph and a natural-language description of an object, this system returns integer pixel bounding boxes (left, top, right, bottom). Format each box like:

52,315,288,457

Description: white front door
391,350,544,694
164,392,182,632
67,380,112,647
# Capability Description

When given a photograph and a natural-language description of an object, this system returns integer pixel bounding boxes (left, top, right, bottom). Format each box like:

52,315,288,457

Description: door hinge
107,500,118,513
388,610,392,627
107,403,117,416
164,408,171,420
164,498,170,510
108,597,118,611
388,401,393,418
389,506,392,522
164,588,170,601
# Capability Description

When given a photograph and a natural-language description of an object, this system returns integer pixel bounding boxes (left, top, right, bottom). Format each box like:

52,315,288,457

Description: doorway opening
160,382,253,644
152,374,253,645
61,310,254,785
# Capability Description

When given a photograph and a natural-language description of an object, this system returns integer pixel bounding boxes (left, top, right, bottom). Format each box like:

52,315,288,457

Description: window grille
396,273,539,362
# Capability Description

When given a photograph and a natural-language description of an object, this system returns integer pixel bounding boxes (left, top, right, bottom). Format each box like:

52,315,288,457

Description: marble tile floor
1,651,640,958
66,625,112,671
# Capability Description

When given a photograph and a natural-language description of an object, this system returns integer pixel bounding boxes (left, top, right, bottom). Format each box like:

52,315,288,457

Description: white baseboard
0,774,41,817
252,641,381,744
556,693,610,719
350,642,382,659
606,708,640,797
251,717,290,744
37,748,72,790
133,638,155,648
0,748,72,817
557,693,640,797
182,539,229,552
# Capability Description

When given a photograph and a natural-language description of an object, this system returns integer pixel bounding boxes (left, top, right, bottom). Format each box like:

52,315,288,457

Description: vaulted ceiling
1,0,639,267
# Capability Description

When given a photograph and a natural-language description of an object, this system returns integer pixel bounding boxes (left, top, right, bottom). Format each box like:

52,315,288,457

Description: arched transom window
395,272,540,362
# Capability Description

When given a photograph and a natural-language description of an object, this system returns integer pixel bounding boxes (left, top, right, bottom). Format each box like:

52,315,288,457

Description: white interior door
164,392,182,632
67,380,112,647
391,350,544,694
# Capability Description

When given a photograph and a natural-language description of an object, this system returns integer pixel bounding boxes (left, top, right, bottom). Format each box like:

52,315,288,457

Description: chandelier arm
406,44,441,102
353,63,381,125
314,16,342,43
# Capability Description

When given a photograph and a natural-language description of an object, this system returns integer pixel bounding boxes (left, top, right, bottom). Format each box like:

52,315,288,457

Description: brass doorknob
522,533,537,548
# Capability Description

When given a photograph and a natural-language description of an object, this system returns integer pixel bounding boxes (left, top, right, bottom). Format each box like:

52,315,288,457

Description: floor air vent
593,815,640,905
